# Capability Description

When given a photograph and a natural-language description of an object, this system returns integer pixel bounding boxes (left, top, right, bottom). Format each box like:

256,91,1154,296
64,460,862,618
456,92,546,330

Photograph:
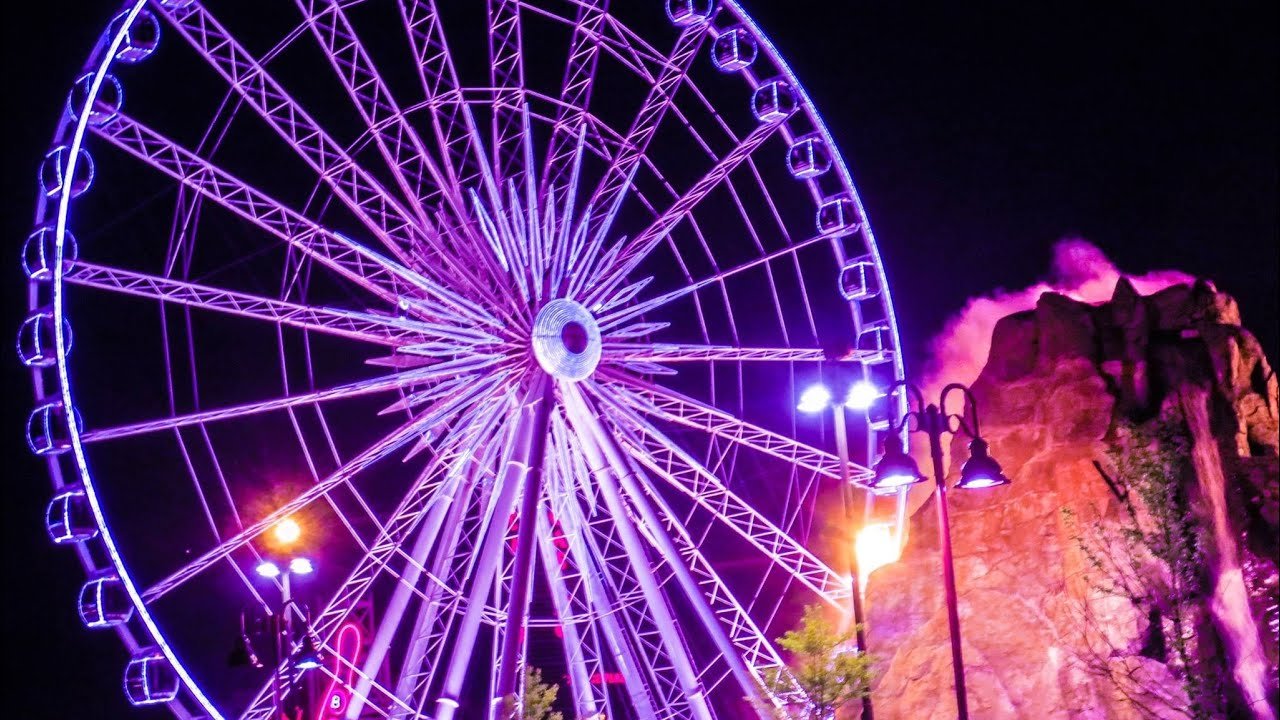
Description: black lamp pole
874,381,1010,720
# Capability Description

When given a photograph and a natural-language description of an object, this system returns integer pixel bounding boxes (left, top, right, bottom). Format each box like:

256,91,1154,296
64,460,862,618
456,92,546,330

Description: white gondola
817,194,858,235
22,226,78,282
787,133,832,179
712,27,757,72
38,145,95,199
45,487,99,544
18,311,71,368
123,649,180,706
79,575,135,628
752,77,798,122
838,256,882,302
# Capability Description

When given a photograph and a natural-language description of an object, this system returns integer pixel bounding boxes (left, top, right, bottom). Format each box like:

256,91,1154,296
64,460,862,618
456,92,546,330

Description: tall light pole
867,381,1010,720
798,379,881,720
230,516,322,719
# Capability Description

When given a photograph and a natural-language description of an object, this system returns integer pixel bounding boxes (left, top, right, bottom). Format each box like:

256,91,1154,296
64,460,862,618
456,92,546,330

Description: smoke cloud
923,237,1194,398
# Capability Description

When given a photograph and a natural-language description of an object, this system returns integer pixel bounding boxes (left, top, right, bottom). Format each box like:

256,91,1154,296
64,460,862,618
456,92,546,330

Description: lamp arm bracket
938,383,981,438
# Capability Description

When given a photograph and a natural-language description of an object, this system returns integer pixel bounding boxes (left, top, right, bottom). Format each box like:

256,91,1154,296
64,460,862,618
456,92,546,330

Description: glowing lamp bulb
844,381,880,410
855,523,901,585
797,384,833,414
272,517,301,546
289,557,315,575
255,561,281,579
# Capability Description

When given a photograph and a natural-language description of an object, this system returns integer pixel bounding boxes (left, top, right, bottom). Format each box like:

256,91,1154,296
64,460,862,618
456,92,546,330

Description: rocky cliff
864,280,1279,719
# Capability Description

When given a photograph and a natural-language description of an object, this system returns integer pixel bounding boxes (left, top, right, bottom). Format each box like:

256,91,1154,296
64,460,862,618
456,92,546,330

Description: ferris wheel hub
531,299,601,381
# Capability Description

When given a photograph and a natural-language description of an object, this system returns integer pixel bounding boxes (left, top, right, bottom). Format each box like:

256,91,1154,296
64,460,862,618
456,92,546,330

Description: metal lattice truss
26,1,906,718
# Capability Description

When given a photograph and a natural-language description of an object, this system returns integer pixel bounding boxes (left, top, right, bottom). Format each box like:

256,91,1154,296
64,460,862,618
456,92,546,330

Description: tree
502,666,563,720
758,604,875,720
1062,416,1225,719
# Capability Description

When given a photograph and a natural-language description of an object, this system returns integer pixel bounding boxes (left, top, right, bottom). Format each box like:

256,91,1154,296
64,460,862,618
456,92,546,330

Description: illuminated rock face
865,280,1278,719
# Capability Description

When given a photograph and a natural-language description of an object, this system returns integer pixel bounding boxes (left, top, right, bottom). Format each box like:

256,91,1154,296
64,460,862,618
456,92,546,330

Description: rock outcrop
865,280,1279,719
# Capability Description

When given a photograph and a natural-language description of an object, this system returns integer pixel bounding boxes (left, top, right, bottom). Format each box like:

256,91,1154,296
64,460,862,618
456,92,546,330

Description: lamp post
798,379,881,720
230,517,322,719
867,382,1010,720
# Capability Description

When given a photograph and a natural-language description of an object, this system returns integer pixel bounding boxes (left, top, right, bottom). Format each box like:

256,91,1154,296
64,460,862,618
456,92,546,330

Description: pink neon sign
316,622,363,720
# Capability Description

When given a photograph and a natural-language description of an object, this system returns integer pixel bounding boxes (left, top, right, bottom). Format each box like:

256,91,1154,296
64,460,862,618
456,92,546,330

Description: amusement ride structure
22,1,907,717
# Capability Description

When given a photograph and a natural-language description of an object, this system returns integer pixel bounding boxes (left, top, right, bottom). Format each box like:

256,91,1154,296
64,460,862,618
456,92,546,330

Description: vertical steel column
493,380,556,712
348,471,464,719
435,377,553,720
562,385,713,720
581,394,768,712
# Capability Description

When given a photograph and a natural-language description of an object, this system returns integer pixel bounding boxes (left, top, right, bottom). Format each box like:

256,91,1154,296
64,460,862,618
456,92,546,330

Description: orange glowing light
272,517,302,546
856,522,901,587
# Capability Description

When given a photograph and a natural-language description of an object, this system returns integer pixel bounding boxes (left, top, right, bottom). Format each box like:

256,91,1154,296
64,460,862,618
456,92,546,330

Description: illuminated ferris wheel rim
25,1,906,718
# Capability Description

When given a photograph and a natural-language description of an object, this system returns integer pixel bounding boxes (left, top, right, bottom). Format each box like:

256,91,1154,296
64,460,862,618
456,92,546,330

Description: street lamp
797,377,882,720
870,381,1009,720
232,516,322,717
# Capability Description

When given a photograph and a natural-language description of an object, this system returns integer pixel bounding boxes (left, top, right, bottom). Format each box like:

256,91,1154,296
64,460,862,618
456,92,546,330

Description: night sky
3,1,1275,716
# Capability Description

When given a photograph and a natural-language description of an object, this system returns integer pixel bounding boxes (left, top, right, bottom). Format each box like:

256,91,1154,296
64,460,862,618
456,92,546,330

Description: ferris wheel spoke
541,0,609,201
399,1,504,202
546,469,668,720
91,113,480,326
596,230,846,332
141,372,506,605
584,120,786,306
64,261,416,347
606,430,803,708
153,1,430,269
295,0,478,240
488,0,527,185
597,392,848,608
80,360,487,445
393,465,500,718
391,434,513,717
603,342,833,365
601,373,872,484
426,379,551,720
271,398,512,720
571,387,772,711
568,21,711,288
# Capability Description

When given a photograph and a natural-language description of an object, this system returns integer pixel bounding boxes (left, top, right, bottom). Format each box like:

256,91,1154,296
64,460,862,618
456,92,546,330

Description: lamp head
228,633,262,669
272,517,302,546
292,634,323,671
868,443,924,491
254,560,281,579
957,438,1010,490
289,557,315,575
797,384,833,414
844,381,880,411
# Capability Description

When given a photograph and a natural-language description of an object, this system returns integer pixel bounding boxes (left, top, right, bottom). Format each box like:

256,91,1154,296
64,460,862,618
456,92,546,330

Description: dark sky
3,1,1275,717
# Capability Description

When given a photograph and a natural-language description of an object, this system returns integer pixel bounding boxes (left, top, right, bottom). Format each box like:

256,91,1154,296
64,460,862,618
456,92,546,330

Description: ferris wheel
23,1,906,718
